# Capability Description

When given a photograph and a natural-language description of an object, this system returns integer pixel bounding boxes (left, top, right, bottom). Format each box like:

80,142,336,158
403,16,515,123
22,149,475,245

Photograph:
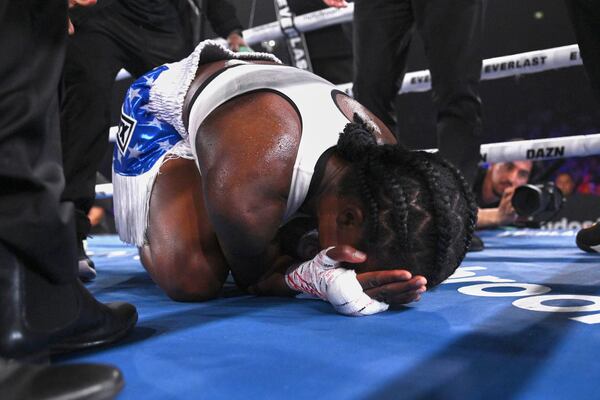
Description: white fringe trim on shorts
113,140,194,247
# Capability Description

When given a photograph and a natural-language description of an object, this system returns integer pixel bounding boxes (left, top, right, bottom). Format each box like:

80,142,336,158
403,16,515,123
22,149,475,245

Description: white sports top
187,63,351,221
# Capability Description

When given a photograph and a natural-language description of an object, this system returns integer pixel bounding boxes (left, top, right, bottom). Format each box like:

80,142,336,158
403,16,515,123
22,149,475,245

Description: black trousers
0,0,87,337
0,0,77,283
565,0,600,103
353,0,485,185
60,5,186,240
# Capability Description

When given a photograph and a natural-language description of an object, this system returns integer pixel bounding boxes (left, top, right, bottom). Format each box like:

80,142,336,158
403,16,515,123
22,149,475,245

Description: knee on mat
153,255,223,302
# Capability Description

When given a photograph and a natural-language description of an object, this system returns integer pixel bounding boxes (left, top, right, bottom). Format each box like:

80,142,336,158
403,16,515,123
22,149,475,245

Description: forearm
476,205,517,229
219,227,301,294
476,207,502,229
248,254,300,297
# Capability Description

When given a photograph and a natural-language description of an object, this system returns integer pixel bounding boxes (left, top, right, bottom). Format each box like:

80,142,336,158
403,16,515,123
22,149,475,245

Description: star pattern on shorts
128,88,142,102
144,75,156,86
146,117,163,129
128,143,144,159
157,139,173,152
139,104,151,114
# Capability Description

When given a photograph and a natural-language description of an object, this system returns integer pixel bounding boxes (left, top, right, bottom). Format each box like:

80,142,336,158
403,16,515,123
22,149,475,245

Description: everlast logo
276,2,295,37
526,146,565,159
287,37,309,70
484,56,548,74
275,0,311,70
410,74,430,85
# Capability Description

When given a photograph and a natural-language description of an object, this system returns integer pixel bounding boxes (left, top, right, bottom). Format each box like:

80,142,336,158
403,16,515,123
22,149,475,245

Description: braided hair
335,114,477,287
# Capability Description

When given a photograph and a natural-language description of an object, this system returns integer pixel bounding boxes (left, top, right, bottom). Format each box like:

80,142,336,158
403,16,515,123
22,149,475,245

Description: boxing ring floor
57,229,600,399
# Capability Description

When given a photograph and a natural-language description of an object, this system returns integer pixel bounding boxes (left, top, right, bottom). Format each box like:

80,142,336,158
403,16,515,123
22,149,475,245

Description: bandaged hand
284,247,389,316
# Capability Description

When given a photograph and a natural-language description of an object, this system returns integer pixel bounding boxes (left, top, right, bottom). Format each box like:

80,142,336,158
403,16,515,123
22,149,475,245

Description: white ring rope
472,133,600,164
97,134,600,198
244,3,354,45
95,183,113,200
335,45,583,95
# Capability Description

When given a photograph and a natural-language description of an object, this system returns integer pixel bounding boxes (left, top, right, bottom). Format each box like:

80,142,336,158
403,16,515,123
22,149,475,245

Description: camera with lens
511,182,565,222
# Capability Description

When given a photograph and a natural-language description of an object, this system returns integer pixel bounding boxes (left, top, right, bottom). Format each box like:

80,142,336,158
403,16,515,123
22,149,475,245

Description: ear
336,205,365,229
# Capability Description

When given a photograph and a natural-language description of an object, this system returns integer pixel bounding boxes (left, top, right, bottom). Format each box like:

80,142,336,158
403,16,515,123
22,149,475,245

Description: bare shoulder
195,91,302,264
196,90,302,208
333,91,397,144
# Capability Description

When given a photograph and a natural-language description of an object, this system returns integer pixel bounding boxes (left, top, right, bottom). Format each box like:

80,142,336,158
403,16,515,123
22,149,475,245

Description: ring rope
244,4,354,45
336,45,583,94
422,133,600,164
97,134,600,198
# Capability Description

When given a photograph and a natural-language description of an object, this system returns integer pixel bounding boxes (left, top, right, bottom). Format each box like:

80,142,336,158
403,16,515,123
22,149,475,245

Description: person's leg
565,0,600,103
0,0,136,360
564,1,600,251
352,0,414,134
414,0,485,186
311,54,353,85
60,19,127,279
141,158,229,302
125,24,187,77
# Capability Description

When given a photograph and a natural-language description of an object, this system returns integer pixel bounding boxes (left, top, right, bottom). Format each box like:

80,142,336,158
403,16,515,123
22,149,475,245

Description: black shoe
0,358,124,400
48,282,137,355
0,242,138,359
78,240,96,282
576,223,600,253
468,233,485,252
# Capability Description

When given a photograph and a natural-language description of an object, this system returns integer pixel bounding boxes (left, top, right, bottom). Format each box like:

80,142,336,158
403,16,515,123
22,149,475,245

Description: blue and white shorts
111,40,280,246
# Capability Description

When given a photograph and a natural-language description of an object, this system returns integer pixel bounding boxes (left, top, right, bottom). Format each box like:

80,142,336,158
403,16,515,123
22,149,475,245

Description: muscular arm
197,92,303,288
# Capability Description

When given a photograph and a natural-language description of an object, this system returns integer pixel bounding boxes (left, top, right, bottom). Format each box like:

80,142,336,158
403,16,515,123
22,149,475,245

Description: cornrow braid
434,157,478,261
335,115,477,287
356,158,380,243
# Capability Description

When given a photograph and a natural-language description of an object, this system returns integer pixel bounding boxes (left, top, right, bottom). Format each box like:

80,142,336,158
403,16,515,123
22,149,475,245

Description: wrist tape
284,248,389,316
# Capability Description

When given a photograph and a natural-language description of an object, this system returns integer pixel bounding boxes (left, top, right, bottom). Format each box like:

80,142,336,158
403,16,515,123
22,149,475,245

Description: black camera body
511,182,565,219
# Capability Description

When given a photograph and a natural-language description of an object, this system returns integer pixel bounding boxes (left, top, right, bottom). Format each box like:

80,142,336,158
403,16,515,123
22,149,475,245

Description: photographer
473,160,533,228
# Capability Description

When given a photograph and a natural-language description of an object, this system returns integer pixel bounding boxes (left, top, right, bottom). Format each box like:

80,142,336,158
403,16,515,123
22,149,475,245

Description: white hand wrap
284,248,389,316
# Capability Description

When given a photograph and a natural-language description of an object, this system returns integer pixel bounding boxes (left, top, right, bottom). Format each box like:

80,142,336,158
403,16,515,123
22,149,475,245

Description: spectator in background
61,0,248,282
473,160,533,228
555,171,576,197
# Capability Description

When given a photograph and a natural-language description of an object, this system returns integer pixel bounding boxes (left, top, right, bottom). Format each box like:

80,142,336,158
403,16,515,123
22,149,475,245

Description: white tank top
187,63,351,221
